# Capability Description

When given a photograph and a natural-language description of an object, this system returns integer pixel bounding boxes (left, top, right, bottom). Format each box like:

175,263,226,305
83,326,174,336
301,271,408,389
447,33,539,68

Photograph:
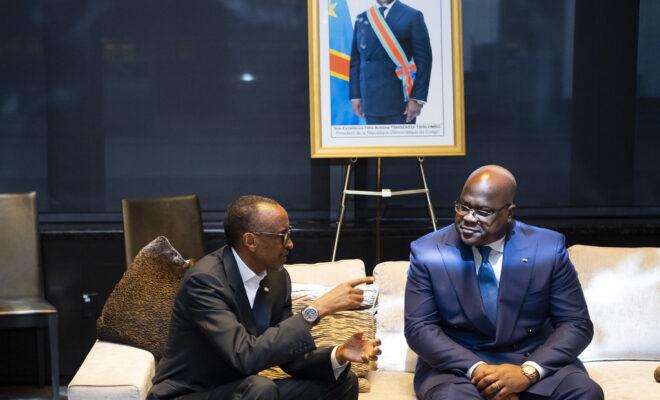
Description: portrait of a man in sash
348,0,432,125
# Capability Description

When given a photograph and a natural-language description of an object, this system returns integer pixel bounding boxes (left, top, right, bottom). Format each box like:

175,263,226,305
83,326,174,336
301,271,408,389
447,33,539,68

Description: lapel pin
522,258,528,263
263,287,269,293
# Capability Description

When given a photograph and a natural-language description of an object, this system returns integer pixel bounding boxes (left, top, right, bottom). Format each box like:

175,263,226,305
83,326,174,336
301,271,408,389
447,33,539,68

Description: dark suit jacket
149,246,336,399
349,1,432,117
404,221,593,398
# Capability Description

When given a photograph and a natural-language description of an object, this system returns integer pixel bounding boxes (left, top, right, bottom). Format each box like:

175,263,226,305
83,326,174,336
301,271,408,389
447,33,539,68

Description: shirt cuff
331,346,349,379
467,361,486,378
522,361,546,379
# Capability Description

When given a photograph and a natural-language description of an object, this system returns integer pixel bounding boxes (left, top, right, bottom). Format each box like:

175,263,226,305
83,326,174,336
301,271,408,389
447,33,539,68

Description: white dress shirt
231,248,348,378
465,238,546,380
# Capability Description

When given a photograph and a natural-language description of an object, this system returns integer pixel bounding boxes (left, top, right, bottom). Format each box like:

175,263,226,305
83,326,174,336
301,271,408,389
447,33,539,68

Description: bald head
463,165,517,204
454,165,517,246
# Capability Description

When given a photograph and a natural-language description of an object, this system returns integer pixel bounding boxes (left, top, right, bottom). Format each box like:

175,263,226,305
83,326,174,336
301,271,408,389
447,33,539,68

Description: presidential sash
366,5,417,101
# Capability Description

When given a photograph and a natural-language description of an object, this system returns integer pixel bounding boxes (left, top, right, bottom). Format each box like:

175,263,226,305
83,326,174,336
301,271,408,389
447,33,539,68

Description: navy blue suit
349,1,432,119
405,221,597,399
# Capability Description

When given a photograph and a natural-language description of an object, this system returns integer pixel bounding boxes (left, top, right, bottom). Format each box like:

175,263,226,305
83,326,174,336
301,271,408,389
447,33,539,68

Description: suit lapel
222,247,258,335
495,224,537,343
441,233,496,337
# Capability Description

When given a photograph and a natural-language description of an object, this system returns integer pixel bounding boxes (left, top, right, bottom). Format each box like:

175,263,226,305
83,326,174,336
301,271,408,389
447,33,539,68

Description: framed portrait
308,0,465,158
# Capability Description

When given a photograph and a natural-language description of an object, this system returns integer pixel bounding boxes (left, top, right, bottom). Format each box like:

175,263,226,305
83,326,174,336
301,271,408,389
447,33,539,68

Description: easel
331,156,438,262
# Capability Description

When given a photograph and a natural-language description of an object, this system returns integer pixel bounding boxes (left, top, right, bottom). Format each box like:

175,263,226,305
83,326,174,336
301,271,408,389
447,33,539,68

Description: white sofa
69,247,660,399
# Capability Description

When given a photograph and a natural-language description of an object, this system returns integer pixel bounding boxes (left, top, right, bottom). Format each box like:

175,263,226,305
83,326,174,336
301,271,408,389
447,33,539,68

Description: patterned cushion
97,236,190,361
260,284,377,392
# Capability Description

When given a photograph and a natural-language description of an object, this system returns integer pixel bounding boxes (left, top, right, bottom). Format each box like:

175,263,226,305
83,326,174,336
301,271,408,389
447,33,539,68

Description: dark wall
1,0,659,219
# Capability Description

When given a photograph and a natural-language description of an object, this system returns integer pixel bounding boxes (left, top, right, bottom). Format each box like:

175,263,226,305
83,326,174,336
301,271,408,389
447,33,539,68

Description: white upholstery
359,371,416,400
584,361,660,400
68,340,155,400
372,261,417,373
285,259,366,286
568,245,660,361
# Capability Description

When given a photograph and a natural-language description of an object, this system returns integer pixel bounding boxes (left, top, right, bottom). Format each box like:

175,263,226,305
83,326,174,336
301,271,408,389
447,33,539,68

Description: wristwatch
301,306,320,325
521,364,540,384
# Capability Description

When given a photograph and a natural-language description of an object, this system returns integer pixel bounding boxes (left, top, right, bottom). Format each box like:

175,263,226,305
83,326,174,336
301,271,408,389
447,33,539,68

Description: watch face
303,306,318,323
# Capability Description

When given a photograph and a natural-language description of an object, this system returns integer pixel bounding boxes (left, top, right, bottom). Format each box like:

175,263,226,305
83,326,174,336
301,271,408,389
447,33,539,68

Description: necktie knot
477,245,492,261
379,6,387,16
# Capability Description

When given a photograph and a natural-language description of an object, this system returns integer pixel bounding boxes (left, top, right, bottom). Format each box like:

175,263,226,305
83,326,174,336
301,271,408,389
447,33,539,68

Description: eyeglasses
252,227,293,246
454,201,511,221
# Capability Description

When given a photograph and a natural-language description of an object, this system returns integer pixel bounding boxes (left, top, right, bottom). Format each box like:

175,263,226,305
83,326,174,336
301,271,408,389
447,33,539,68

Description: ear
242,232,258,253
507,204,516,223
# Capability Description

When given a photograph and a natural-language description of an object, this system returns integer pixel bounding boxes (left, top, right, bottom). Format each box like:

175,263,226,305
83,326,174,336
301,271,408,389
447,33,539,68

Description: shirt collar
231,247,267,284
483,235,506,253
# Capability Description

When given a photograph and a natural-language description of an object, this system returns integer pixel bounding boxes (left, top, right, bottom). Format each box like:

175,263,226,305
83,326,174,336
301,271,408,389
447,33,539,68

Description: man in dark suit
149,195,380,399
349,0,432,124
404,165,603,400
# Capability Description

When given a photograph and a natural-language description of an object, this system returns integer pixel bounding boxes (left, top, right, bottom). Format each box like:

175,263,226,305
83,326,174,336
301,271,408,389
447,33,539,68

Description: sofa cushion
373,261,417,373
97,236,190,361
359,371,415,400
260,281,376,392
284,259,366,286
68,340,156,400
568,245,660,361
584,361,660,400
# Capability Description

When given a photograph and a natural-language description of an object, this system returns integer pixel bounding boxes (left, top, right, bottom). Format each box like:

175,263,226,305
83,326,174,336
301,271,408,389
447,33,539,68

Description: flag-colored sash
366,5,416,101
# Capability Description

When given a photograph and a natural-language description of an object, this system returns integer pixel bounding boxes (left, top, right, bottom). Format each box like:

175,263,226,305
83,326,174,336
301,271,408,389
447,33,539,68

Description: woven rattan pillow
97,236,190,361
260,285,377,392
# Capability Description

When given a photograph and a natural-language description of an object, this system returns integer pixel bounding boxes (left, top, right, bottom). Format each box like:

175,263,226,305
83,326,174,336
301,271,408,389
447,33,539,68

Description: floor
0,386,67,400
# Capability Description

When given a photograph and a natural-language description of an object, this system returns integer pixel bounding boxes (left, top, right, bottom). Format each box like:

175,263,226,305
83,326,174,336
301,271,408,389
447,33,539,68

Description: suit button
524,352,531,357
527,328,534,334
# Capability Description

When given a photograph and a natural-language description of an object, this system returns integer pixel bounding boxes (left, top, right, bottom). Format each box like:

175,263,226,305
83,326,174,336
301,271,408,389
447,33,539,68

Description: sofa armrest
68,340,156,400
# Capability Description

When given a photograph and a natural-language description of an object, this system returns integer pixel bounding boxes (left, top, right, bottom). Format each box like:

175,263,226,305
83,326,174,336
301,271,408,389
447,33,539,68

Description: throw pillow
259,284,377,392
97,236,190,361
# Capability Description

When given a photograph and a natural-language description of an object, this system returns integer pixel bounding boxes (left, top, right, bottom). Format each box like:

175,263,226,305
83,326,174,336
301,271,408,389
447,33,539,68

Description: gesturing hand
471,363,530,400
336,332,382,364
310,277,375,318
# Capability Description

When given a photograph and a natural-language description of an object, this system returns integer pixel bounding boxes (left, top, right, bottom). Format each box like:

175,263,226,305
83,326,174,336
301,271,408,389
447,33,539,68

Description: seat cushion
68,340,155,400
585,360,660,400
359,371,415,400
97,236,191,361
373,261,417,373
568,245,660,361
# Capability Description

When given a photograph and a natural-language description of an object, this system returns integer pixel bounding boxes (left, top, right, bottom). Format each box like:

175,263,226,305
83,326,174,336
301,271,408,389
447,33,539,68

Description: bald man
405,166,603,400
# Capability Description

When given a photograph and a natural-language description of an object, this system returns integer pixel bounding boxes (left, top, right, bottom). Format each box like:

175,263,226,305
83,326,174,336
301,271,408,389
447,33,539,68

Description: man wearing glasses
405,165,603,400
149,195,380,400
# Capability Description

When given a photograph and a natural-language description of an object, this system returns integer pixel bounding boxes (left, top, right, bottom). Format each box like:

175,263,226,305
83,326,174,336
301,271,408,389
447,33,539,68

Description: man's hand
471,363,531,400
351,99,365,118
403,99,423,122
336,332,382,364
309,277,374,318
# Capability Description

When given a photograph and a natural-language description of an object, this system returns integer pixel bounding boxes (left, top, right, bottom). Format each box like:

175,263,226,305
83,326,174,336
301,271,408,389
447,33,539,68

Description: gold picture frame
309,0,465,158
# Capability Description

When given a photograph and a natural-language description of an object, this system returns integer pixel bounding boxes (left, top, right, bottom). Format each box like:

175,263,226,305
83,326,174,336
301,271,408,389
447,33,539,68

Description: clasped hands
309,277,382,364
471,363,531,400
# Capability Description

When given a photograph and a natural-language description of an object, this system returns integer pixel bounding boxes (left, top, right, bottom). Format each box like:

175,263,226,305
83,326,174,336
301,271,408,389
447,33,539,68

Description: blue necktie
477,246,498,323
379,6,387,16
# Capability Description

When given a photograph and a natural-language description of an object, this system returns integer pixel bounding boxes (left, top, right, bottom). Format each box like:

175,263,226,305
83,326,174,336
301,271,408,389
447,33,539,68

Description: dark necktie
379,6,387,17
477,246,498,323
252,279,270,335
